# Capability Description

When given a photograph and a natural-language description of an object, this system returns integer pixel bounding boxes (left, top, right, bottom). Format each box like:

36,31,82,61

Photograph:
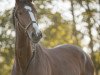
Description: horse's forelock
13,1,37,27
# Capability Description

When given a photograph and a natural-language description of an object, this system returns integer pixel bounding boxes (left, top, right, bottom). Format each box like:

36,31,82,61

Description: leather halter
14,7,37,32
13,7,39,44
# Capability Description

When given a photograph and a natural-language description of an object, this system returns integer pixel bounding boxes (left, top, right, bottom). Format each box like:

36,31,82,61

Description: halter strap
14,12,37,32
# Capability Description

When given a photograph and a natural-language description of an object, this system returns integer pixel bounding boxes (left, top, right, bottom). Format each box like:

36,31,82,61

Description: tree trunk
70,0,79,45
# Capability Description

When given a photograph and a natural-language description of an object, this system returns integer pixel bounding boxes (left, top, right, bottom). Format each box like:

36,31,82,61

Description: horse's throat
15,30,33,74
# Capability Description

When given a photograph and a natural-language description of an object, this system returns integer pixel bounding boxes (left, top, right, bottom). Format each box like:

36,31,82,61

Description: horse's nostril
30,32,42,43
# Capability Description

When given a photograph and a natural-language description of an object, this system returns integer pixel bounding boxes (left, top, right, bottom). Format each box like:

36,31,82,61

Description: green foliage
42,12,78,47
43,22,73,47
0,10,14,75
94,51,100,70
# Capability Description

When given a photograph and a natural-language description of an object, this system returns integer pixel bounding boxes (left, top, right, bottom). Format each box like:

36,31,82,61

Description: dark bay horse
11,0,94,75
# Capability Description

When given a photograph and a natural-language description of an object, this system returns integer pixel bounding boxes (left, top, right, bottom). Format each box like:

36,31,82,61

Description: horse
11,0,94,75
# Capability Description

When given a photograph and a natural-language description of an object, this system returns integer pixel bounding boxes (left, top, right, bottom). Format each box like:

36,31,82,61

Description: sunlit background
0,0,100,75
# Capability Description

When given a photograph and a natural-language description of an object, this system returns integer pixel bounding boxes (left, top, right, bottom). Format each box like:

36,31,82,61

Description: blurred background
0,0,100,75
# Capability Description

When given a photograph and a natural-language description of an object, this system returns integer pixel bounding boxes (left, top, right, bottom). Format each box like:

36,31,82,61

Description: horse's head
14,0,42,43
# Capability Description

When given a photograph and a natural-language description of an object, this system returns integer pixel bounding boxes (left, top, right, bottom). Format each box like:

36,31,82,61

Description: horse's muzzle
31,31,42,43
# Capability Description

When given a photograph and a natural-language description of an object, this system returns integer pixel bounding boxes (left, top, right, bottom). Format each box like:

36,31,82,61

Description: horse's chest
26,69,49,75
26,63,51,75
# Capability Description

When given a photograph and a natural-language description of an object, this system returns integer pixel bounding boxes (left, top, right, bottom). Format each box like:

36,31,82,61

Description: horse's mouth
32,37,41,43
28,32,42,43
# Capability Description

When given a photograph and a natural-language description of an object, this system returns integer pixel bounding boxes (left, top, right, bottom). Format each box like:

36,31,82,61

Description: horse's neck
15,27,33,74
